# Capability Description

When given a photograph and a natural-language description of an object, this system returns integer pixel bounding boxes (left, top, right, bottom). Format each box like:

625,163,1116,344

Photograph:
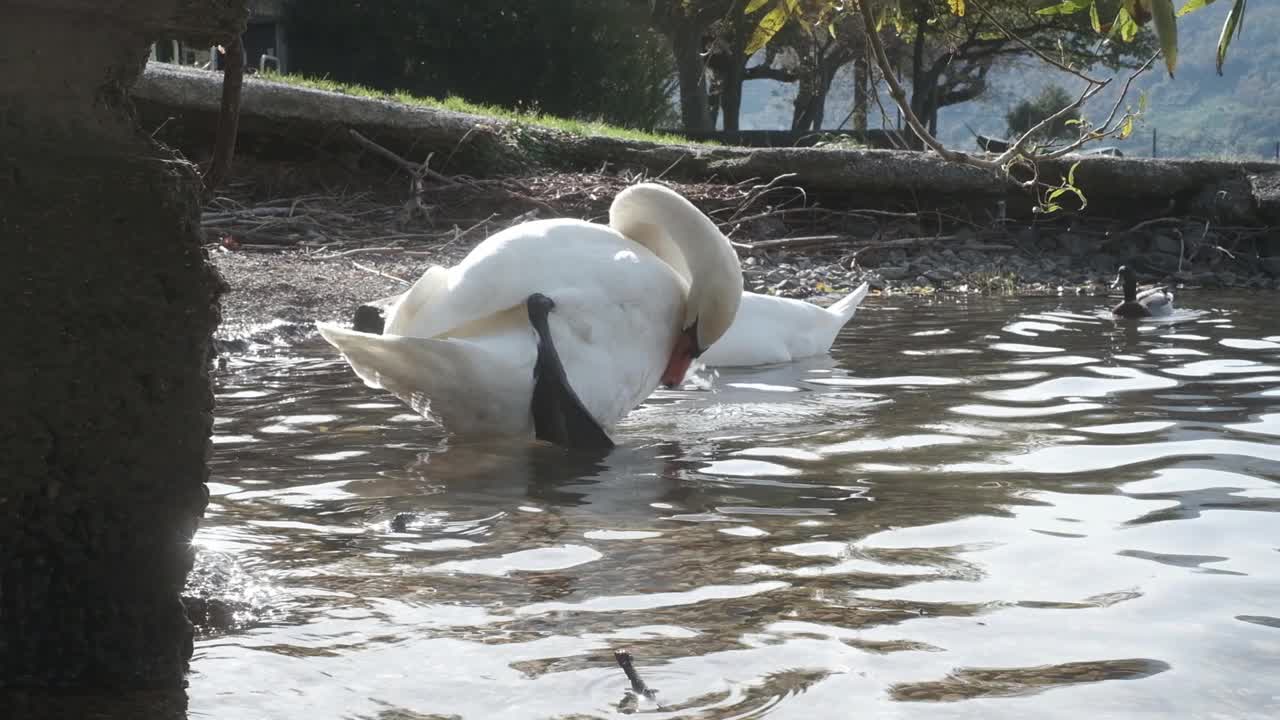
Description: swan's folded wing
316,322,535,437
385,220,677,341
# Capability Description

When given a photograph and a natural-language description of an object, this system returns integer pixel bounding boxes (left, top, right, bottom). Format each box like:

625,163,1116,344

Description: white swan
348,283,872,370
316,183,743,448
698,283,870,368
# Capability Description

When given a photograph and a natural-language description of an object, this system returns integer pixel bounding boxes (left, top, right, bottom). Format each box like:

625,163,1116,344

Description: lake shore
207,174,1280,351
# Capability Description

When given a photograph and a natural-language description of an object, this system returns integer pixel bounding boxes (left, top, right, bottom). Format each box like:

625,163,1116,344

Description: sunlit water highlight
191,292,1280,719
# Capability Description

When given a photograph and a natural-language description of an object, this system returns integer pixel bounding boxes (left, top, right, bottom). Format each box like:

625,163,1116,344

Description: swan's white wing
385,219,677,341
701,291,848,367
317,318,535,437
321,218,688,438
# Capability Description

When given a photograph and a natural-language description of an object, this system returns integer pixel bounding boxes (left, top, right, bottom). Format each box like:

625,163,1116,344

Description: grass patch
258,71,700,146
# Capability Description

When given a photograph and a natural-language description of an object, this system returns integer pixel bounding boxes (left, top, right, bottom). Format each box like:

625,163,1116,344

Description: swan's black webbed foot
527,292,615,450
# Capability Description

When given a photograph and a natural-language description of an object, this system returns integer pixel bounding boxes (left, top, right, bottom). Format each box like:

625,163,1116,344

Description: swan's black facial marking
527,292,615,450
352,304,386,335
688,318,706,358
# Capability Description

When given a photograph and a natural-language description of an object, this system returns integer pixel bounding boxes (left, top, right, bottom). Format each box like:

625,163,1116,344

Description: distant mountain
737,3,1278,160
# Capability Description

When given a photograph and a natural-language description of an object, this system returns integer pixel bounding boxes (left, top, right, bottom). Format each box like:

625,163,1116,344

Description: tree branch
202,34,244,201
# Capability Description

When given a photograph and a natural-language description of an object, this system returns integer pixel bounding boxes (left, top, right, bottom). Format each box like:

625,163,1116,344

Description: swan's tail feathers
315,322,529,430
825,282,871,325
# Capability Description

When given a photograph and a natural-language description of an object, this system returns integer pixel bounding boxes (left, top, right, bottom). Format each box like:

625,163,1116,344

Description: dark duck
1111,264,1174,318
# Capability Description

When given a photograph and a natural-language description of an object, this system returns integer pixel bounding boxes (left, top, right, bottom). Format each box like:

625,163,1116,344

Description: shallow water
192,292,1280,719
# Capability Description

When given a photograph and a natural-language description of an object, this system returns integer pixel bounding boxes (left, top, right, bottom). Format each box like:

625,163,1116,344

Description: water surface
193,291,1280,719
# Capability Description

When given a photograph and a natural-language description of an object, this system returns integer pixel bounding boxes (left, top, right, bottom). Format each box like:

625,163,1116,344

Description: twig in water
613,649,667,710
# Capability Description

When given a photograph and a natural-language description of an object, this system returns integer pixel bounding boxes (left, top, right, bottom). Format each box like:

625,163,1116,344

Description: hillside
738,2,1278,160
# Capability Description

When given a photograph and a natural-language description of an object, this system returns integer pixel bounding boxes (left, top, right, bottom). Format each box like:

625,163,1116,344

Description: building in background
149,0,288,73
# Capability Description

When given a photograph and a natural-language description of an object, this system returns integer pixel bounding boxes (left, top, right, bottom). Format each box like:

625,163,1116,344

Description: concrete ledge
134,63,1280,224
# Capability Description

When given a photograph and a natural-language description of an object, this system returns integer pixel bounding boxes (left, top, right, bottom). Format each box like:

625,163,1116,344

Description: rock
1191,176,1258,225
925,269,956,282
1141,252,1180,274
1090,253,1118,273
1152,233,1182,256
878,264,911,280
1247,171,1280,224
1060,233,1091,256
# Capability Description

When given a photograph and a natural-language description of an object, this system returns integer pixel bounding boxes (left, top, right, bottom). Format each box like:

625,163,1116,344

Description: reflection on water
192,292,1280,719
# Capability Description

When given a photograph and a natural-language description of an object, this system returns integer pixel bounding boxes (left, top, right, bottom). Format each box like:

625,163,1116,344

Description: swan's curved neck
609,184,741,300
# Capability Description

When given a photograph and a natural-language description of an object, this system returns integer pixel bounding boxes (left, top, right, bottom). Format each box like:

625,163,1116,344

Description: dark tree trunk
907,11,929,150
853,57,869,135
719,60,745,132
671,24,712,131
0,0,243,700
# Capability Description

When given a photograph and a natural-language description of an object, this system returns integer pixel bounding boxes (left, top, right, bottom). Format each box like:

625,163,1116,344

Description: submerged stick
613,649,658,701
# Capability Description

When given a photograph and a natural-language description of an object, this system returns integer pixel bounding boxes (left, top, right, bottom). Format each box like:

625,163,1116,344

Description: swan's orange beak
661,325,700,388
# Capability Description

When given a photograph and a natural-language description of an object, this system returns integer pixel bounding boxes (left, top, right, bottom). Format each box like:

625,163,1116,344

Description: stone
1090,253,1118,273
1152,233,1183,256
925,269,956,282
877,264,911,280
1247,171,1280,225
1060,233,1091,256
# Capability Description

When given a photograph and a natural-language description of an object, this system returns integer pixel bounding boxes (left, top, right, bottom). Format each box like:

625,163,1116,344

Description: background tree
750,0,1250,179
1005,84,1081,143
285,0,676,130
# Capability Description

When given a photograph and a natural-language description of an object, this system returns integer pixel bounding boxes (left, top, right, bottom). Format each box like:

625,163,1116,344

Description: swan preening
350,281,870,369
1112,264,1174,318
317,183,743,449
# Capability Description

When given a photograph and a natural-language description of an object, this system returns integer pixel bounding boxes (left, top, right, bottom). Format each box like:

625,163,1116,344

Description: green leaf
1064,118,1084,126
1048,187,1069,202
1119,114,1134,139
1110,7,1140,41
1090,1,1102,31
1176,0,1214,16
1216,0,1246,75
1067,160,1080,186
948,0,965,15
1151,0,1179,77
745,0,772,13
1037,0,1092,15
1138,90,1149,112
746,4,789,55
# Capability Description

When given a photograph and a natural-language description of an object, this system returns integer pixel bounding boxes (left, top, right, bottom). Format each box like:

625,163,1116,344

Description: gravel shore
206,173,1280,350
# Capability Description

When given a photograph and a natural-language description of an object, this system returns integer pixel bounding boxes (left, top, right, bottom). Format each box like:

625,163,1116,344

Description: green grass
258,71,698,146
